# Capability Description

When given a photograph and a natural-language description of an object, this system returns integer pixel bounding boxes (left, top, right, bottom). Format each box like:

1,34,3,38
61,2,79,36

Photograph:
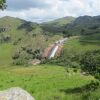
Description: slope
0,16,62,66
66,15,100,36
41,16,75,34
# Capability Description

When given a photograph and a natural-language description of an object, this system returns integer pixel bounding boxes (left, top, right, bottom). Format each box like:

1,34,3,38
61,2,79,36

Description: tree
63,30,71,37
81,50,100,73
0,0,6,10
81,29,85,35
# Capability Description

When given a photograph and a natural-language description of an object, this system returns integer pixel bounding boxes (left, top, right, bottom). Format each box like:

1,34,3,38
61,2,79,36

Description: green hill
0,16,100,66
0,16,100,100
41,15,100,37
43,16,75,26
48,34,100,69
0,16,62,66
65,16,100,36
41,16,75,34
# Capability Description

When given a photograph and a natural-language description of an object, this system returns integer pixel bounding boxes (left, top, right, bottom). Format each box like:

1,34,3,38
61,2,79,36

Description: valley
0,15,100,100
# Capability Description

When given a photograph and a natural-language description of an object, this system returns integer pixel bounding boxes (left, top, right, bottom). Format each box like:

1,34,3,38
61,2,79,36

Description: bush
71,62,80,68
73,68,77,73
12,51,31,66
13,58,28,66
0,34,11,43
81,50,100,73
12,47,42,66
12,52,20,59
94,73,100,81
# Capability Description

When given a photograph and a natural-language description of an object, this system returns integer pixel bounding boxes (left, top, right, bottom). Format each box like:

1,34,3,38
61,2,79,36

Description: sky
0,0,100,23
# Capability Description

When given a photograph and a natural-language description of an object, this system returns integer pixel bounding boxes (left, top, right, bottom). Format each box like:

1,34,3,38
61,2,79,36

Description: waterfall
49,45,59,59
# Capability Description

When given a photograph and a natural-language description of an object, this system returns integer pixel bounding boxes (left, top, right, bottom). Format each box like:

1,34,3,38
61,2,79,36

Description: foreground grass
0,64,99,100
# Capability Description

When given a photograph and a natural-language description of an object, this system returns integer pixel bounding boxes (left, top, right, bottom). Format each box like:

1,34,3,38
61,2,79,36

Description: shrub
81,50,100,73
12,51,31,66
12,52,20,59
73,68,77,73
0,34,11,43
94,73,100,81
26,48,32,54
71,62,80,68
13,57,28,66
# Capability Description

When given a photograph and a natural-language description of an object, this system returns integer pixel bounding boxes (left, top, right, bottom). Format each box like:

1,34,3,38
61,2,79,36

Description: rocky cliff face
0,87,35,100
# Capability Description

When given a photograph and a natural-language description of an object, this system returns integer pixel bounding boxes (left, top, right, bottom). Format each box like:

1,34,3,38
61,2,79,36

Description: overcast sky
0,0,100,23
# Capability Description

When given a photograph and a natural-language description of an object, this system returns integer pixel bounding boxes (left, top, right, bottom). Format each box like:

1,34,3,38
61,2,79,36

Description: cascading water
49,45,59,59
48,38,68,59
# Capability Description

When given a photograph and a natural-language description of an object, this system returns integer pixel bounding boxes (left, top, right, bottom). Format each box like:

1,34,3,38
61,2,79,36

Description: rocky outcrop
0,87,35,100
42,45,54,58
30,59,41,65
42,38,68,59
55,45,63,57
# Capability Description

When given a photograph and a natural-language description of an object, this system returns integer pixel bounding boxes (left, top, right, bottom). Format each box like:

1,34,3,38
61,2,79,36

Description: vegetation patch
0,65,97,100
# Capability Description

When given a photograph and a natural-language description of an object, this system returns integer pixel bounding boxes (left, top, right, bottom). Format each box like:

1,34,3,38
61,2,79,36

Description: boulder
0,87,35,100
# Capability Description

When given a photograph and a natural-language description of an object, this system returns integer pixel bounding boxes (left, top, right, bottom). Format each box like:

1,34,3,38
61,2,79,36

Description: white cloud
0,0,100,22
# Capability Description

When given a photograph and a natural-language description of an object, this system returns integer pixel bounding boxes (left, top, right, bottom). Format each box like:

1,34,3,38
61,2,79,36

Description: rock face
0,87,35,100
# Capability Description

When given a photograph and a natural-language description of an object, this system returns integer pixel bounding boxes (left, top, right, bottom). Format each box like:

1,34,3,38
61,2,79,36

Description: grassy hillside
65,16,100,36
41,15,100,37
0,16,100,67
0,16,100,100
80,33,100,45
0,43,13,66
43,17,75,27
0,16,63,66
41,16,75,34
0,64,99,100
64,36,100,55
48,34,100,67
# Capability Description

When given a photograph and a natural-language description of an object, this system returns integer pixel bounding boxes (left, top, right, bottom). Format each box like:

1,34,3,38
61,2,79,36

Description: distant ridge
41,16,75,33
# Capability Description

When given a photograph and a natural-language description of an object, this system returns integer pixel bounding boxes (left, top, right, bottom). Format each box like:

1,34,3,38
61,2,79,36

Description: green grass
63,36,100,56
0,64,97,100
80,33,100,45
0,34,62,66
0,16,100,99
43,17,75,27
41,17,75,34
0,16,63,66
0,43,14,66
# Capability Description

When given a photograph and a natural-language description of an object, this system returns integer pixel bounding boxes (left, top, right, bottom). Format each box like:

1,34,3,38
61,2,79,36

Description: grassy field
63,36,100,56
0,18,100,100
0,16,63,65
80,33,100,45
0,43,14,66
0,37,99,100
0,64,98,100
